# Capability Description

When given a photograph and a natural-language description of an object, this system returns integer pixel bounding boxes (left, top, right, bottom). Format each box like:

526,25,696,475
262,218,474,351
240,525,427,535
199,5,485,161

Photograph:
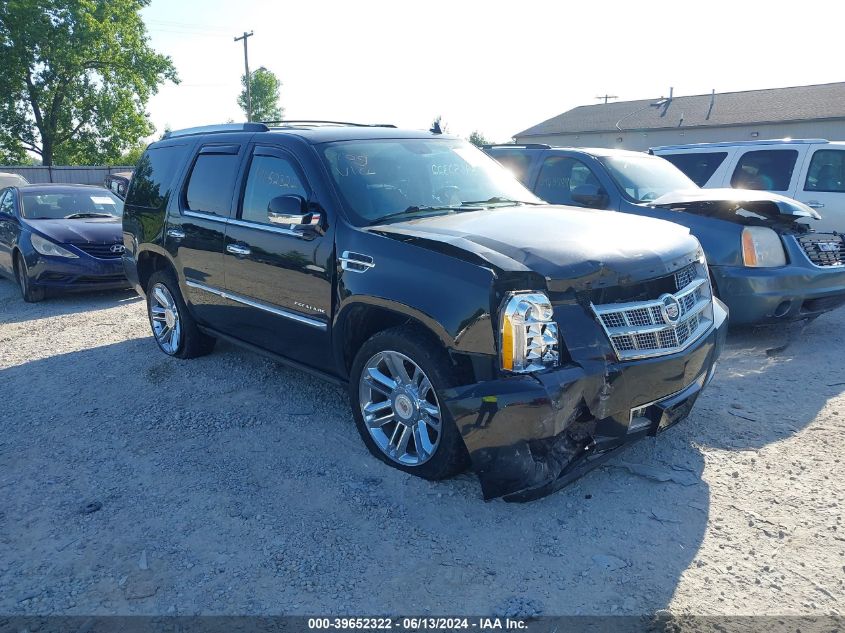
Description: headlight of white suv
741,227,786,267
30,234,78,258
500,292,559,373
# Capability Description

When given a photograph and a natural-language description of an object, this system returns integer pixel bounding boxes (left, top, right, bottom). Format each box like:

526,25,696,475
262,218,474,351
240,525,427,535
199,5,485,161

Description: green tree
0,0,178,166
117,141,146,166
238,67,283,122
468,130,490,147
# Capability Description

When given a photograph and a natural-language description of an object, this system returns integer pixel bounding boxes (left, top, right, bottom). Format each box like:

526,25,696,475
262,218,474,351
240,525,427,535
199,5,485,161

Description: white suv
652,139,845,233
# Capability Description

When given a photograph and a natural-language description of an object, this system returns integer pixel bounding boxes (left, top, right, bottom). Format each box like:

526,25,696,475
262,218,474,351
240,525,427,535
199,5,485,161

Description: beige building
513,82,845,151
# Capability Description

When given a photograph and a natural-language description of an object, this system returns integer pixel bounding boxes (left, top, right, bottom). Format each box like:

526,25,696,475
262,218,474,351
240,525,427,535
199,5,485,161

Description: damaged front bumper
442,298,728,502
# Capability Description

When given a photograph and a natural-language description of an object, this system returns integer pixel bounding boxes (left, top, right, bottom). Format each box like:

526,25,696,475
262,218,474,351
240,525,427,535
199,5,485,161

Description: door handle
807,201,825,209
166,228,186,239
226,244,251,257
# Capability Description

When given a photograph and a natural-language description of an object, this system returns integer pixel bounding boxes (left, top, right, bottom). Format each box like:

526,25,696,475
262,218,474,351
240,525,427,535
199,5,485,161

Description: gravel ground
1,276,843,617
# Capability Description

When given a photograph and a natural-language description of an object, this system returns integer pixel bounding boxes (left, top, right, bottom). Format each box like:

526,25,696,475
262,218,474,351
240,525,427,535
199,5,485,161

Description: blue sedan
0,184,128,302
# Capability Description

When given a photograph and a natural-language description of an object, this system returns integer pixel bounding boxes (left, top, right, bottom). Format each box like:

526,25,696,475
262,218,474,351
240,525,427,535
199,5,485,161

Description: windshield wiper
64,212,115,219
370,205,460,225
459,197,541,207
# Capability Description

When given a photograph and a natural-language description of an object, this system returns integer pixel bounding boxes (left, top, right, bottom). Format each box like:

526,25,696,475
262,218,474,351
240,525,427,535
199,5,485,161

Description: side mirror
267,195,324,237
571,184,609,209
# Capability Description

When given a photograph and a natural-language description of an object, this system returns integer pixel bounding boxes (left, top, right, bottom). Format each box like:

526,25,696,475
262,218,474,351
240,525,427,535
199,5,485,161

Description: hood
370,205,701,292
25,217,123,244
651,188,820,225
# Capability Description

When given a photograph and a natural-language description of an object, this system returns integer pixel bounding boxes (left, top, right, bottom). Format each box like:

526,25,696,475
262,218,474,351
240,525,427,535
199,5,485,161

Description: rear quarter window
661,152,727,187
489,152,532,185
126,144,189,210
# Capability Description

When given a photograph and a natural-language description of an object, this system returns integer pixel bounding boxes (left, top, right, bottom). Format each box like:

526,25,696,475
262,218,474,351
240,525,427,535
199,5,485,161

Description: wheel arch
333,299,477,384
136,245,177,294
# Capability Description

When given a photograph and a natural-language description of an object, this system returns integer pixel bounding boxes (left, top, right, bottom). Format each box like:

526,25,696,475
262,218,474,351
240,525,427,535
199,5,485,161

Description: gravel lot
1,276,843,617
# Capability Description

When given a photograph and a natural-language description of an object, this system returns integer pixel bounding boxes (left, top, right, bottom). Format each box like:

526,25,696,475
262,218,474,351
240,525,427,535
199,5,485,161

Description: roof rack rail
652,138,830,151
482,143,551,149
262,120,397,128
163,122,269,139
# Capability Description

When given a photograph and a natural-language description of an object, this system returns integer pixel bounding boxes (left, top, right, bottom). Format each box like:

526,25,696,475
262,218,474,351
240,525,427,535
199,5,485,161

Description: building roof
515,82,845,138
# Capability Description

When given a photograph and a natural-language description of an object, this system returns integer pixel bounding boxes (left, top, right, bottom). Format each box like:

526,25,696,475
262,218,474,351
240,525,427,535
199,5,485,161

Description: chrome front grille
591,262,714,360
796,234,845,267
70,242,124,259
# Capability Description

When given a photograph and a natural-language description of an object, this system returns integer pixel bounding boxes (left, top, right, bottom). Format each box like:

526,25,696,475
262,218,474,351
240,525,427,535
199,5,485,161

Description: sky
140,0,845,143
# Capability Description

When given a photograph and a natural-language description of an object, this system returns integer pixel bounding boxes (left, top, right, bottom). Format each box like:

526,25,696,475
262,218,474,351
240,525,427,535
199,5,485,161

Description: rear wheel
16,253,44,303
349,326,469,480
146,270,215,358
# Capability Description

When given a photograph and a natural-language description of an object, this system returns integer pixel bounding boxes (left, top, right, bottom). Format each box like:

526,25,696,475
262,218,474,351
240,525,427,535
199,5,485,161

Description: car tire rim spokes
359,351,442,466
150,283,181,354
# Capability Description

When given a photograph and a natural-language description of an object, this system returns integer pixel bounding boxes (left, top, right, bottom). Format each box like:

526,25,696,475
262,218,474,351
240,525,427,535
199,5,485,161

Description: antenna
596,94,618,104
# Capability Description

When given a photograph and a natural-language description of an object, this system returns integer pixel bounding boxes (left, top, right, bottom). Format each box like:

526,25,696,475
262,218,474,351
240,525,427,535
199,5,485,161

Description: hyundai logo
110,244,125,254
659,293,682,324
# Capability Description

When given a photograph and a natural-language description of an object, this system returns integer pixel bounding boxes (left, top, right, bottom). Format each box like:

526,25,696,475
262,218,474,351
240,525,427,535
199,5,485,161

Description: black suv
122,122,727,501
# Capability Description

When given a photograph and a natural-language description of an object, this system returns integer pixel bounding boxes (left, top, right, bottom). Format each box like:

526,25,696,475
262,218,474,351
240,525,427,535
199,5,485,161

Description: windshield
0,174,28,188
320,138,541,225
20,190,124,219
599,154,699,203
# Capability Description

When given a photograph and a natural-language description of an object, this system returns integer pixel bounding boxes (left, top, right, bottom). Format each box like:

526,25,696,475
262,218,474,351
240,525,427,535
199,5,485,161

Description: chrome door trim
185,280,328,330
227,217,306,238
183,210,227,224
182,210,309,239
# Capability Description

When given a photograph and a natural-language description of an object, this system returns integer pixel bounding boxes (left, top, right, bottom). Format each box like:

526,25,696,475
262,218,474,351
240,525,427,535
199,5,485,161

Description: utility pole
595,94,618,104
234,30,254,121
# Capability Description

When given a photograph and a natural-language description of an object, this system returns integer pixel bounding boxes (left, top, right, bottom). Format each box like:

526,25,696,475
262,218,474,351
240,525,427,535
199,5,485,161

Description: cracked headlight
741,227,786,267
500,292,559,373
30,234,78,258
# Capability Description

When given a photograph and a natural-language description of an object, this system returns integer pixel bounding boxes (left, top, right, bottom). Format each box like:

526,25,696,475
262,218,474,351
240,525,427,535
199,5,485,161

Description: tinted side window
535,156,601,205
804,149,845,193
0,190,13,215
662,152,727,187
241,154,309,225
492,152,532,185
125,145,189,209
731,149,798,191
185,152,240,216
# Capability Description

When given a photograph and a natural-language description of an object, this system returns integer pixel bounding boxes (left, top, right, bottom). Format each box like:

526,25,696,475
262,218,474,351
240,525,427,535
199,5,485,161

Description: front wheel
349,326,469,480
146,270,215,359
16,253,44,303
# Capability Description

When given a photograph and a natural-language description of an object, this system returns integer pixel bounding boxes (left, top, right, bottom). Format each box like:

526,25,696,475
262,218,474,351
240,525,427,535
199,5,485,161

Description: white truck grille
591,263,714,360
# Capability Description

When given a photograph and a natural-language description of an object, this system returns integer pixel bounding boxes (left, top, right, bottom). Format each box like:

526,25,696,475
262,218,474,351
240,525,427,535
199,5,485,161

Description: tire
349,325,469,480
15,253,45,303
146,269,215,359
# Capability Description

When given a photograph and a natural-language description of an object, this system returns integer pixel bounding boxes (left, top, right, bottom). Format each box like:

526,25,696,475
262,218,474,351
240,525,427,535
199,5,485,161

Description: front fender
334,224,499,359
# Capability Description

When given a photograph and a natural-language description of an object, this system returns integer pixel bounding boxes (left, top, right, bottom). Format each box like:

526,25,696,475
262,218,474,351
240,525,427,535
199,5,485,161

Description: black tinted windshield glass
600,154,698,202
321,139,541,225
20,190,124,219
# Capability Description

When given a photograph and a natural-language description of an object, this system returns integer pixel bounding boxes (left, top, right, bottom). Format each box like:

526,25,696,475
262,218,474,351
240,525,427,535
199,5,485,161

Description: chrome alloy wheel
149,283,182,355
358,351,442,466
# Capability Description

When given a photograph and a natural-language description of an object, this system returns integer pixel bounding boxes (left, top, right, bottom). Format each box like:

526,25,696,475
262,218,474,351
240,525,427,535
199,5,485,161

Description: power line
146,18,230,33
